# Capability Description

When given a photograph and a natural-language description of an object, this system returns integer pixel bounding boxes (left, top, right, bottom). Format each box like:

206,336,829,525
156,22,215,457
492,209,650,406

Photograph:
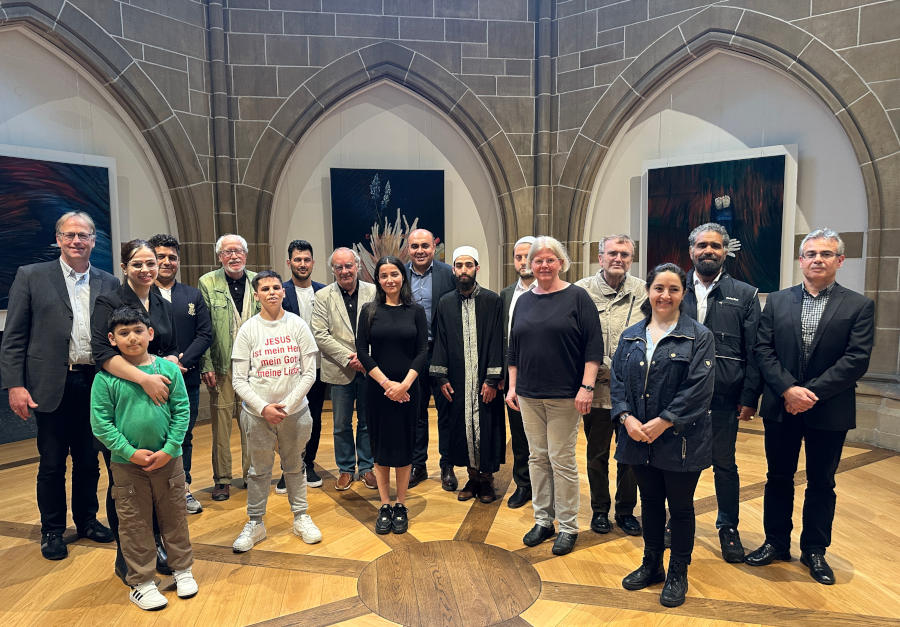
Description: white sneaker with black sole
293,513,322,544
232,520,266,553
130,581,167,611
173,567,199,598
185,488,202,514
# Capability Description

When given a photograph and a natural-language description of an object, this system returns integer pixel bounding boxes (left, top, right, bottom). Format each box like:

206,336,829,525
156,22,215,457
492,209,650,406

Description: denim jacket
610,314,715,472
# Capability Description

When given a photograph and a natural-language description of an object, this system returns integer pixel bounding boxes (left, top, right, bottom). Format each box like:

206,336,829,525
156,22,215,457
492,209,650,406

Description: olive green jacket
198,267,260,374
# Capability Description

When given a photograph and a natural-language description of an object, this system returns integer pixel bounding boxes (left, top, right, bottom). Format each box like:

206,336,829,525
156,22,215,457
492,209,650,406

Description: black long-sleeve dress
356,302,428,467
91,282,178,365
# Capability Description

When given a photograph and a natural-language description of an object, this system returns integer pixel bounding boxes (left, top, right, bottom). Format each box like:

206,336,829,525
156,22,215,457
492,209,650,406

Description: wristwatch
618,413,630,424
580,383,594,392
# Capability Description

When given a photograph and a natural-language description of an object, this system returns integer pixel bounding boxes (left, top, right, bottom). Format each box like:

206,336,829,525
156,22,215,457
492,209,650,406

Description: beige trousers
209,370,249,484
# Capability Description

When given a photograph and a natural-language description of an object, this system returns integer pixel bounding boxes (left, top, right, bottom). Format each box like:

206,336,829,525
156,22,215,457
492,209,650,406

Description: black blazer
0,260,119,413
755,283,874,431
169,281,213,388
91,283,179,366
282,279,325,317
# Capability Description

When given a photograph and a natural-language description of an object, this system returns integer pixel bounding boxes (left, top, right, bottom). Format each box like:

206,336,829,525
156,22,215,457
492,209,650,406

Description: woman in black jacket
610,263,715,608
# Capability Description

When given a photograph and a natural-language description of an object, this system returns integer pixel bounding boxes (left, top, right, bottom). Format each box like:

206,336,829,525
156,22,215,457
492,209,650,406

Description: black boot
155,534,172,575
622,551,665,590
660,559,688,607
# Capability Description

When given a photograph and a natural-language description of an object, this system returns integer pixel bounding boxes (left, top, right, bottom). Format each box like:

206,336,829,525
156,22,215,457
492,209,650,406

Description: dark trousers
762,418,846,554
583,408,637,517
710,408,740,529
304,374,326,467
507,404,530,489
35,369,100,534
632,465,701,564
413,371,448,469
182,384,200,485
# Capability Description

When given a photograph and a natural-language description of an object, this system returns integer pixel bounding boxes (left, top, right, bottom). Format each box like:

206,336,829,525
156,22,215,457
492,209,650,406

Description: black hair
120,239,154,265
288,239,314,258
372,256,412,306
640,262,688,319
107,305,152,334
148,233,180,254
251,269,282,290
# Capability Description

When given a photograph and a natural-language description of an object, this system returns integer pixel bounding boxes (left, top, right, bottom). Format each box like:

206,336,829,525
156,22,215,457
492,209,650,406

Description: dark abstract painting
0,153,113,309
330,168,444,282
646,155,785,293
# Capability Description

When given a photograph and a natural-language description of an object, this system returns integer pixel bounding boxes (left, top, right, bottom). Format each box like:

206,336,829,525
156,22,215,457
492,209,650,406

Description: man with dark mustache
681,223,762,563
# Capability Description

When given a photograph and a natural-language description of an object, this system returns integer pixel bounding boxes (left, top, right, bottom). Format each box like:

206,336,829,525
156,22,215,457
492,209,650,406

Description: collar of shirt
458,284,481,300
60,257,90,280
692,269,723,291
514,277,535,294
339,282,358,299
802,282,836,299
225,272,246,287
410,262,433,277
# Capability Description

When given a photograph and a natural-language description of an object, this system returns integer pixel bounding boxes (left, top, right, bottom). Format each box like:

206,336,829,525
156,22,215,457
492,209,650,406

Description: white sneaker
293,513,322,544
232,520,266,553
173,568,198,599
130,581,167,611
185,488,202,514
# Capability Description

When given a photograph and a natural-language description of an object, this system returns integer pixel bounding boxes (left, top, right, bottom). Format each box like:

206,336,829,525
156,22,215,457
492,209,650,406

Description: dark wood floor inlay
247,595,370,627
454,440,515,543
357,540,541,627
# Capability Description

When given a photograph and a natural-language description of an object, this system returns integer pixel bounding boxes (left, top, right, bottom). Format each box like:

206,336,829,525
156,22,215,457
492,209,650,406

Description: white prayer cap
452,245,479,264
514,236,536,248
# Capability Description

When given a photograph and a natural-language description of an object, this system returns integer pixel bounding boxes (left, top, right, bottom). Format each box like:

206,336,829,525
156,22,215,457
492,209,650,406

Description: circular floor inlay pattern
357,540,542,626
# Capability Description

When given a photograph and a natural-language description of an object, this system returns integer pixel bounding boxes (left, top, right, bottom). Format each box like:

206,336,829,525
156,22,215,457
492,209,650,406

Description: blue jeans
710,408,740,529
331,373,373,475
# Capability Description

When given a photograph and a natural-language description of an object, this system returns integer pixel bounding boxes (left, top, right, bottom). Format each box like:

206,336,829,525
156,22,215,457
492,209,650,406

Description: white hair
215,234,248,255
527,236,571,273
800,228,845,256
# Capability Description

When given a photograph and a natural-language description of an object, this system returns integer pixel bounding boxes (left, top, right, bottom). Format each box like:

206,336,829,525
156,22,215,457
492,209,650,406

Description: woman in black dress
356,256,428,535
90,239,181,582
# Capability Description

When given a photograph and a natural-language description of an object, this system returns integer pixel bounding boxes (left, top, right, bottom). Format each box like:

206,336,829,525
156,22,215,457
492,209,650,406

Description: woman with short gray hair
505,236,603,556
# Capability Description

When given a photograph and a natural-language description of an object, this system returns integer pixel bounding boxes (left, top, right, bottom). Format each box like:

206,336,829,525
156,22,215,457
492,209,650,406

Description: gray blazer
311,280,376,385
0,259,119,413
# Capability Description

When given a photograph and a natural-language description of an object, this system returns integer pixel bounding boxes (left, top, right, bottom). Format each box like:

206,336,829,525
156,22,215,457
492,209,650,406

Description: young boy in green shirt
91,306,197,611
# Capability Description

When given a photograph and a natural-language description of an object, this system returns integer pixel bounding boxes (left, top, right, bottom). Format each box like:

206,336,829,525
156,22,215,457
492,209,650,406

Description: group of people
0,212,874,611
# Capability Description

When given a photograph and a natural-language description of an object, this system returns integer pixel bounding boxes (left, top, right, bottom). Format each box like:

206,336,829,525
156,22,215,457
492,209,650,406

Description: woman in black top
506,236,603,557
90,239,181,583
356,256,428,535
610,263,715,608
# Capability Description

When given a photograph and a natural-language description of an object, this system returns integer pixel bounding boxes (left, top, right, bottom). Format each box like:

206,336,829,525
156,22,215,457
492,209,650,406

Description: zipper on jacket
681,437,687,461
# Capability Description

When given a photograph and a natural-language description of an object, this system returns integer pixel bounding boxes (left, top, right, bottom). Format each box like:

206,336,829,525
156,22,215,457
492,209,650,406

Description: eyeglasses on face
532,257,560,267
220,248,246,257
801,251,838,260
57,231,95,242
332,263,356,272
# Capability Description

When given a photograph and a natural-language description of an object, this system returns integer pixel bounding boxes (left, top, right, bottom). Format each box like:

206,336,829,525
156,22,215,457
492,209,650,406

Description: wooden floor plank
248,596,370,627
408,541,463,626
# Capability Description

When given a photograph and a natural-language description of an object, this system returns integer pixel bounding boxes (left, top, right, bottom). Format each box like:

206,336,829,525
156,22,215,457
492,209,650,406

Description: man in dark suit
746,228,875,585
1,211,119,560
405,228,456,489
500,235,536,508
278,239,326,490
149,234,213,514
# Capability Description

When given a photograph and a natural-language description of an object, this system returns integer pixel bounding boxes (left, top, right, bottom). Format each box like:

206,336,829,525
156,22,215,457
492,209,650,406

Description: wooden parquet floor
0,402,898,626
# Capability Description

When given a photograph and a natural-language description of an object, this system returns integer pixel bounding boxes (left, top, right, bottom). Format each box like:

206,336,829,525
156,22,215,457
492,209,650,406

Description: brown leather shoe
457,479,479,501
361,471,378,489
211,483,230,501
441,466,458,491
478,474,496,503
335,472,354,491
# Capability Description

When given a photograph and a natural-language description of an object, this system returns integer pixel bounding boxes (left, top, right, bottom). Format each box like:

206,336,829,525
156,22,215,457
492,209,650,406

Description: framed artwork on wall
0,145,117,313
641,146,798,293
329,168,444,282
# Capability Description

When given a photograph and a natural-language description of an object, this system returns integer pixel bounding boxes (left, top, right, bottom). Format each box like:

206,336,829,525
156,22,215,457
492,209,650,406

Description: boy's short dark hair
288,239,313,258
108,305,152,333
251,270,282,290
148,233,180,254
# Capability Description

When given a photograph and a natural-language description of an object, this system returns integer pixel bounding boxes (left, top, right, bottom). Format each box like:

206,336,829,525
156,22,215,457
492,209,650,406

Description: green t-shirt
90,356,190,465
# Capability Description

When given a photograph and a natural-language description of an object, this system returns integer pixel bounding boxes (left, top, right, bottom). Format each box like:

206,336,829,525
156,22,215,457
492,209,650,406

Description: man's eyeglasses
220,249,246,257
57,231,95,242
801,251,839,260
332,263,356,272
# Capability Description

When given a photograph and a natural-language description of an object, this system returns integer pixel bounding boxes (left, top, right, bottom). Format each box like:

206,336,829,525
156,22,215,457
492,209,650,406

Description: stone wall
0,0,897,444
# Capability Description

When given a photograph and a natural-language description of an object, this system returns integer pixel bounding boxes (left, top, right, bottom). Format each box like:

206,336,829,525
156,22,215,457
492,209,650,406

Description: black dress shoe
440,466,458,491
507,486,531,509
155,535,172,575
78,519,114,543
615,515,642,537
523,523,555,547
800,552,835,585
40,532,67,560
718,527,745,563
552,532,577,555
744,543,791,566
622,552,665,590
408,466,428,489
660,560,688,607
590,512,612,534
